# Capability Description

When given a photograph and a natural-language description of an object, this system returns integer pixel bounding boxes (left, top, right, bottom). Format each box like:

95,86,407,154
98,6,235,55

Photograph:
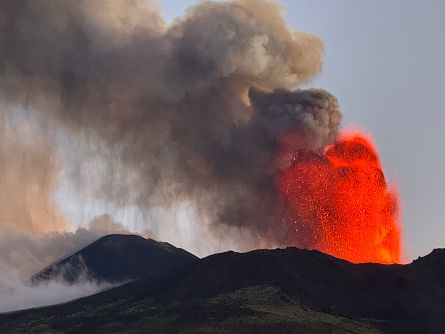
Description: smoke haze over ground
0,264,111,313
0,214,130,312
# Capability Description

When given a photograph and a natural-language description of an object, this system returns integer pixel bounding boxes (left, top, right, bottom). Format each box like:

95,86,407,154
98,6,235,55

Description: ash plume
0,0,341,249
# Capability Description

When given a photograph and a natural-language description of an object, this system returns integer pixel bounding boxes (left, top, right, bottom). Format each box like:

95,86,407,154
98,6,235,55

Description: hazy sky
160,0,445,260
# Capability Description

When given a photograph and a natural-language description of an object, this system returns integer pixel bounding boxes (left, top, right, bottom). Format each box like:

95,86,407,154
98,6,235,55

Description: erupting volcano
276,130,403,264
0,0,406,267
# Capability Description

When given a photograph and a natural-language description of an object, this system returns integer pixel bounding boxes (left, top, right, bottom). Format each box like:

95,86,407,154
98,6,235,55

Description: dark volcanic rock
32,234,198,284
2,246,445,333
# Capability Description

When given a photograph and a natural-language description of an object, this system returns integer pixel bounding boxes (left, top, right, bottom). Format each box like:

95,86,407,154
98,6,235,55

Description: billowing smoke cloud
0,0,341,251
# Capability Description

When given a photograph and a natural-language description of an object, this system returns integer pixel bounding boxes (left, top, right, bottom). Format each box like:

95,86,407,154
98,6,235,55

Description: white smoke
0,262,112,313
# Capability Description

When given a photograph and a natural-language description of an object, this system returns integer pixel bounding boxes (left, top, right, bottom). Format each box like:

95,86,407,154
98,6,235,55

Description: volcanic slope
3,247,445,333
32,234,198,284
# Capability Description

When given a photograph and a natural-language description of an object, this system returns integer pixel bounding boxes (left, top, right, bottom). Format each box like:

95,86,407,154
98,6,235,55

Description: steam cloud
0,1,342,258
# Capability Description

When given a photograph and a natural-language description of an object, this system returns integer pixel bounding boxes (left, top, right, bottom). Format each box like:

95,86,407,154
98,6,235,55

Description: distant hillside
3,247,445,333
32,234,198,284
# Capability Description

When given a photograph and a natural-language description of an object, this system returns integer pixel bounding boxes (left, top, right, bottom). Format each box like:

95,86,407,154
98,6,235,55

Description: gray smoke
0,0,341,249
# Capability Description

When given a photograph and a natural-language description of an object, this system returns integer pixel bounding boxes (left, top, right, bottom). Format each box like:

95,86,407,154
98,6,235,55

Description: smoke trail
0,0,339,249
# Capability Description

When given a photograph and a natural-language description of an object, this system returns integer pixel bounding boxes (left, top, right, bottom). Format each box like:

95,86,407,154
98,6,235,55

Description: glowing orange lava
276,130,403,264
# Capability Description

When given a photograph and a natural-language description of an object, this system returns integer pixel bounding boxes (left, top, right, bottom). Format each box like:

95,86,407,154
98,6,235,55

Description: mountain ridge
3,241,445,333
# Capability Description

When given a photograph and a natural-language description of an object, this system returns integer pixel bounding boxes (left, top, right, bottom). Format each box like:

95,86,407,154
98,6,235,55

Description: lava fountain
276,130,403,264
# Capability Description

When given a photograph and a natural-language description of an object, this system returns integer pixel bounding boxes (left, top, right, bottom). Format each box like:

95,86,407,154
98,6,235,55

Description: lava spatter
276,131,403,264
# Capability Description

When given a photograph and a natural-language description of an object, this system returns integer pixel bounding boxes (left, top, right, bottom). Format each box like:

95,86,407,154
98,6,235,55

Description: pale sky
160,0,445,260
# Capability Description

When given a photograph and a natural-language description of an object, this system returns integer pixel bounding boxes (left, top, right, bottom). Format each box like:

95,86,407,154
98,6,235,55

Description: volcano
32,234,198,284
1,236,444,334
0,0,437,332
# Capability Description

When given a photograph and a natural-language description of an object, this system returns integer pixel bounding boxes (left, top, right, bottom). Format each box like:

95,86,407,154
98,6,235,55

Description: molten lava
276,130,402,264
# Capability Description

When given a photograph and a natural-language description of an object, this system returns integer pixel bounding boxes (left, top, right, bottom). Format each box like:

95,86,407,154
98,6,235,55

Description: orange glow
276,130,403,264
